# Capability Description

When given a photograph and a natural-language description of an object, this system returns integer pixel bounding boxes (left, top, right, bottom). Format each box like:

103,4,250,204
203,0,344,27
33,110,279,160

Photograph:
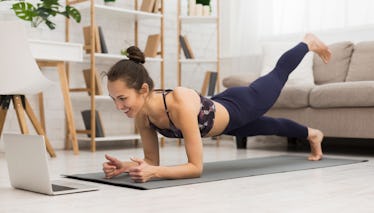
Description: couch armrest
222,73,260,88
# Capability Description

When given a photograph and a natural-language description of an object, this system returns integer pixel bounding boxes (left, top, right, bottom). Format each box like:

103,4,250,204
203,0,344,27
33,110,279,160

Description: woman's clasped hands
103,154,156,183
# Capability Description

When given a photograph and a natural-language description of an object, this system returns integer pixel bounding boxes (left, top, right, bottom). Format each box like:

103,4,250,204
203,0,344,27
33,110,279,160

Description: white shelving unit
66,0,165,152
77,134,141,142
77,133,164,142
180,16,218,24
177,0,220,92
179,59,217,64
83,53,163,64
77,3,163,20
176,0,221,145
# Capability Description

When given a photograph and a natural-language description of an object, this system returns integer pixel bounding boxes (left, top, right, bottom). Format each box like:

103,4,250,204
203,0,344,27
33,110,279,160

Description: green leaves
11,2,36,21
9,0,81,30
196,0,211,6
120,49,128,56
65,5,81,23
41,0,60,10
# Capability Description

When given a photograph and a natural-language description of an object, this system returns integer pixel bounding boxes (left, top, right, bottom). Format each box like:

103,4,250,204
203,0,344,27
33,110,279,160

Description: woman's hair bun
126,46,145,64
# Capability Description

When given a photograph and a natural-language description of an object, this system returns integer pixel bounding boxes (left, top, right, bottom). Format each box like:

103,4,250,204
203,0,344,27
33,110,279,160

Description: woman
103,33,331,183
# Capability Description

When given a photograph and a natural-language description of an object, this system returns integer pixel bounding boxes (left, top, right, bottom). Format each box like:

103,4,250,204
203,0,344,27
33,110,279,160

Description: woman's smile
122,107,131,116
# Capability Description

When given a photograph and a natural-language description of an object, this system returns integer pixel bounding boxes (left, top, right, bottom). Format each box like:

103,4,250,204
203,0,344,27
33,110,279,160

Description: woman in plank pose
103,33,331,183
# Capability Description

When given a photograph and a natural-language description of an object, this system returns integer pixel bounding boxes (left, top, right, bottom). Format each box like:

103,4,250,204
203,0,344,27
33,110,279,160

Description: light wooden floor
1,136,374,213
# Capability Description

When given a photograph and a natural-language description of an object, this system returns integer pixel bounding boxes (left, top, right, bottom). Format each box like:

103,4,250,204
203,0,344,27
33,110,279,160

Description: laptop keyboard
52,184,76,192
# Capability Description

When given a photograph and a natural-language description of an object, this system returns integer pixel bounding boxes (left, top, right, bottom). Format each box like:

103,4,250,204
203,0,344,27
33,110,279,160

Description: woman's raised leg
215,34,331,135
246,34,331,117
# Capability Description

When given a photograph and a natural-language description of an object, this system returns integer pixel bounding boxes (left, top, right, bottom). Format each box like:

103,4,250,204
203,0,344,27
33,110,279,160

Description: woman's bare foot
303,33,332,64
307,128,324,161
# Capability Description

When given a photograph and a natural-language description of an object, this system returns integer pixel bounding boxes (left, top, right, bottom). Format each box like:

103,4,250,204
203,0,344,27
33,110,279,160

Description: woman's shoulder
169,87,200,110
171,87,198,100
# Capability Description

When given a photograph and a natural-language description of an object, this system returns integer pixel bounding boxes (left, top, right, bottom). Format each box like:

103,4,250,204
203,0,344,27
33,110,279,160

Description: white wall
0,0,227,151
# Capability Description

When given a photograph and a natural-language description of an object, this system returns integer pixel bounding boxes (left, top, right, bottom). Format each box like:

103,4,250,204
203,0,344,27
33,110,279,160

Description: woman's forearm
153,163,203,179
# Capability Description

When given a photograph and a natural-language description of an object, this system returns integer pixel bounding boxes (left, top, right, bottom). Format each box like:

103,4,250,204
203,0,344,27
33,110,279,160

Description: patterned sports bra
148,89,215,138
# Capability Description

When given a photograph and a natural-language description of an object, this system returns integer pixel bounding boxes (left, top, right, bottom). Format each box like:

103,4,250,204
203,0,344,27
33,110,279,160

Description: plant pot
28,26,45,40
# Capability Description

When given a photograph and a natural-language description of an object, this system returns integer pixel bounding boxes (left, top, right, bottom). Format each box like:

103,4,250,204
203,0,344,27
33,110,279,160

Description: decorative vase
28,26,45,40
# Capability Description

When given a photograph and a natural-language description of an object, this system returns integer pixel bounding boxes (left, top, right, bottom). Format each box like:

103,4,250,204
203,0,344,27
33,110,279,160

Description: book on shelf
98,26,108,54
83,26,101,53
153,0,161,13
188,0,196,16
188,0,211,16
189,0,211,16
201,71,217,96
207,71,217,96
144,34,161,57
195,4,203,16
82,69,103,96
183,35,195,58
81,110,105,138
201,71,210,95
140,0,156,12
202,5,210,16
179,35,194,59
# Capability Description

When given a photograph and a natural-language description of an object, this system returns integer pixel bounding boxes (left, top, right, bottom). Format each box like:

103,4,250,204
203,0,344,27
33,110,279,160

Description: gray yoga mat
64,155,367,190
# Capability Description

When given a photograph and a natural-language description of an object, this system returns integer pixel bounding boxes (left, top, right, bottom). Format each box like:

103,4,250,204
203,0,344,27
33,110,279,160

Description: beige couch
223,41,374,149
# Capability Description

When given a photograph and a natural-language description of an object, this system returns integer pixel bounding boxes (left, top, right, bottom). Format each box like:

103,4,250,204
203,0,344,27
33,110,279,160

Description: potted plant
0,0,81,30
196,0,210,5
104,0,115,7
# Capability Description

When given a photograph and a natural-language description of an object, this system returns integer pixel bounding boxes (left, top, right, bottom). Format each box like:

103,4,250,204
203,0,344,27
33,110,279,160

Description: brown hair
106,46,154,91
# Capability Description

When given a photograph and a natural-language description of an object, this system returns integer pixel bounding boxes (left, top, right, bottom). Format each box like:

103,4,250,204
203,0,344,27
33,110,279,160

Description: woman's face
107,80,146,118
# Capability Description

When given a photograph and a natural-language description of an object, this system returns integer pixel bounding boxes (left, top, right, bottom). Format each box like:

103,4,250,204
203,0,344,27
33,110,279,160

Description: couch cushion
345,41,374,81
313,41,353,85
272,84,313,109
222,73,259,88
310,81,374,108
261,42,314,86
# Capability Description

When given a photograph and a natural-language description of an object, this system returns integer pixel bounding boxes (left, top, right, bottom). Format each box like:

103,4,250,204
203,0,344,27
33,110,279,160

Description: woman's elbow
191,165,203,178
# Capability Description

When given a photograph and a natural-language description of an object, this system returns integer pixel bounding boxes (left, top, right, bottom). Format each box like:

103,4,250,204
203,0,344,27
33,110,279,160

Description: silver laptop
3,133,99,195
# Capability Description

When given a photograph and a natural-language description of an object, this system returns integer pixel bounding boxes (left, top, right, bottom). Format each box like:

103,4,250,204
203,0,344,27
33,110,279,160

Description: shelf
77,134,163,142
94,95,111,101
29,39,83,62
179,59,218,63
83,53,163,63
77,134,141,142
179,16,218,24
68,0,165,153
177,0,220,100
77,3,163,21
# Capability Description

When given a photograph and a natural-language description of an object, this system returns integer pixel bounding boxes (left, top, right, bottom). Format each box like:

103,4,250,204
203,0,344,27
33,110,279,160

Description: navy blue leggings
212,42,309,139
